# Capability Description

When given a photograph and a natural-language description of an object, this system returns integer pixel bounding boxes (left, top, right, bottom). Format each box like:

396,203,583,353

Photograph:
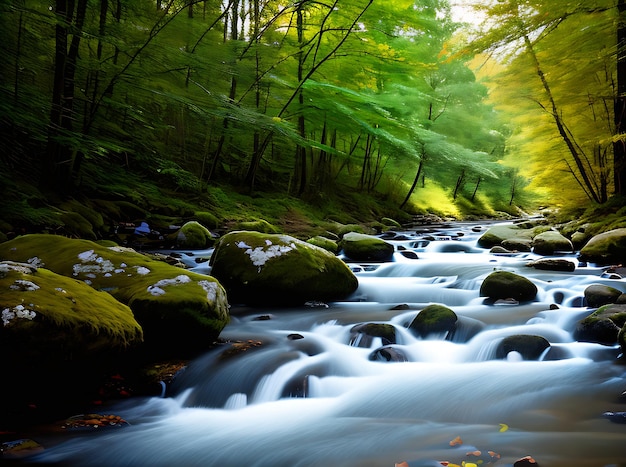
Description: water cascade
29,221,626,467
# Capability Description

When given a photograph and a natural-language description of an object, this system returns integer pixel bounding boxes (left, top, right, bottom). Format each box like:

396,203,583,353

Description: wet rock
584,284,623,307
210,231,358,306
526,258,576,272
514,456,540,467
306,236,338,254
574,304,626,345
408,304,457,339
495,334,550,360
480,271,538,302
532,230,573,255
603,411,626,424
169,221,215,249
340,232,395,262
477,224,533,248
502,237,532,252
369,345,409,362
579,228,626,265
0,439,44,459
350,323,396,347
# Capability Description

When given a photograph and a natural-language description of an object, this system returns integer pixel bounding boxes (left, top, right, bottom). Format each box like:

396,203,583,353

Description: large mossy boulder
532,230,574,256
579,228,626,265
1,261,143,356
350,323,396,347
340,232,394,262
0,261,144,424
495,334,550,360
573,304,626,345
306,236,339,254
209,231,358,306
0,234,230,356
584,284,624,308
479,271,538,302
408,304,458,339
477,225,533,249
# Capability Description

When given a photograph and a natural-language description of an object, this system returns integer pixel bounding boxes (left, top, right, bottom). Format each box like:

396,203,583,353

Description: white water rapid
30,221,626,467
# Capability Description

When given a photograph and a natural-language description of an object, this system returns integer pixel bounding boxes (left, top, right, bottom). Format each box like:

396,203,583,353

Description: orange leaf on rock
449,436,463,446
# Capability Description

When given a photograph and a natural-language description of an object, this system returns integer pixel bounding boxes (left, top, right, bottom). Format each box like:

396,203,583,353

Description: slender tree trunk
295,2,307,195
400,146,426,209
614,0,626,195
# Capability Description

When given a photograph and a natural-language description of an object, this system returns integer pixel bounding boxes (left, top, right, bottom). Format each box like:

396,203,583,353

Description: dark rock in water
532,230,573,255
350,323,396,347
408,304,457,339
526,258,576,272
480,270,537,302
574,304,626,345
399,250,419,259
390,303,411,310
584,284,623,307
495,334,550,360
603,411,626,424
340,232,395,262
369,345,409,362
514,456,540,467
288,333,304,340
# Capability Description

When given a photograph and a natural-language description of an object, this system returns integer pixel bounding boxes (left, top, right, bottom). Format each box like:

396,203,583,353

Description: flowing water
29,221,626,466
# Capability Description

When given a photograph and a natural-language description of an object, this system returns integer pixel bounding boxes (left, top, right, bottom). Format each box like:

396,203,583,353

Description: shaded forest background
1,0,625,239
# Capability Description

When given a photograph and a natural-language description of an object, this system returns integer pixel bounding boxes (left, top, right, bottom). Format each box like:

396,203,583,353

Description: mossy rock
340,232,394,262
495,334,550,360
574,304,626,345
235,219,280,234
408,304,458,338
526,258,576,272
532,230,573,256
350,323,396,347
584,284,624,308
209,231,358,306
194,211,220,229
336,224,367,237
477,225,534,248
501,237,532,252
381,217,402,229
0,234,230,356
0,261,143,354
579,228,626,265
169,221,215,249
479,271,538,302
306,236,339,254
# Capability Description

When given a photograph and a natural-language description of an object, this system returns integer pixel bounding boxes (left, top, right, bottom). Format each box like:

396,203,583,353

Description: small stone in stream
305,301,329,308
0,439,44,458
399,250,419,259
603,411,626,424
391,303,410,310
62,413,129,430
369,345,408,362
287,333,304,340
253,314,273,320
514,456,539,466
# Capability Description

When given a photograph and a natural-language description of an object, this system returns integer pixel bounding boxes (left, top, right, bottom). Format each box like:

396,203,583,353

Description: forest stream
16,220,626,467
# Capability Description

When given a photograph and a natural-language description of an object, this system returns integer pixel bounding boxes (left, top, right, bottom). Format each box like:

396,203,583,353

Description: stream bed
24,220,626,466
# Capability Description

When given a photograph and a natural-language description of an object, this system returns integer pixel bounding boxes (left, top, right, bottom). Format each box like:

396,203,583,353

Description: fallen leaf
395,462,409,467
499,423,509,432
449,436,463,446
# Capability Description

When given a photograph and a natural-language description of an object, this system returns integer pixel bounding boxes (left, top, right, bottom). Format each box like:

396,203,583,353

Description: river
25,220,626,466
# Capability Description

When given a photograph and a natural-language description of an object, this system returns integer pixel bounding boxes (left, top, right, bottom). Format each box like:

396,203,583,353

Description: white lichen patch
147,275,192,296
236,241,252,249
27,257,44,268
242,241,296,271
198,280,219,302
135,266,150,275
2,304,37,326
73,250,116,277
9,280,40,291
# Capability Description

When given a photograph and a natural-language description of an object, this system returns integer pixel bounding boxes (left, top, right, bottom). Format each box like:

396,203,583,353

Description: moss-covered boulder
408,304,458,339
340,232,394,262
584,284,624,308
579,228,626,265
479,271,538,302
1,261,143,355
306,236,339,254
0,261,144,425
169,221,215,249
0,234,230,356
532,230,574,256
495,334,550,360
573,304,626,345
381,217,402,229
349,323,396,347
209,231,358,306
477,225,533,249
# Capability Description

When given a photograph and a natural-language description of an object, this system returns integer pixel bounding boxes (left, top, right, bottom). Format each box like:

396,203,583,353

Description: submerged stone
408,304,457,339
495,334,550,360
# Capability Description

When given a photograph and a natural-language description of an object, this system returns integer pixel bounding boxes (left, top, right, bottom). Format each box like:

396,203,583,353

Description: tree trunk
614,0,626,195
400,146,426,209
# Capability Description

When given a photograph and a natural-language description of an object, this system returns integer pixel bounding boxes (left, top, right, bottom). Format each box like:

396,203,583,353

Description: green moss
170,221,215,249
194,211,220,229
0,263,142,349
306,236,338,254
477,225,534,248
235,219,280,233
